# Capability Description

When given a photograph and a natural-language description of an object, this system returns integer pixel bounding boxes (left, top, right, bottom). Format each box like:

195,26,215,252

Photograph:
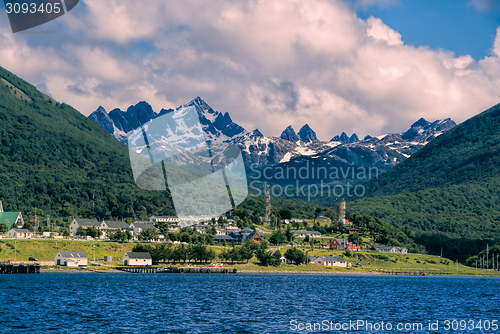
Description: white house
152,216,179,224
292,230,322,238
376,246,408,254
123,252,152,266
6,229,32,239
54,251,88,267
311,256,347,268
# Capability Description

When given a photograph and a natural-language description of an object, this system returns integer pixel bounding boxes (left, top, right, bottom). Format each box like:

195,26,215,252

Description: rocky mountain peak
411,117,431,128
89,106,114,134
280,125,299,142
331,132,358,143
402,117,456,141
297,124,318,142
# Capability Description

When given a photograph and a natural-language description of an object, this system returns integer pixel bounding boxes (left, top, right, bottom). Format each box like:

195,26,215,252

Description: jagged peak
411,117,430,128
280,125,299,142
297,124,318,142
252,129,264,137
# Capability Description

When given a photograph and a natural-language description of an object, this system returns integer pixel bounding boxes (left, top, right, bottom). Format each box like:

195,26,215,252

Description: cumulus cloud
0,0,500,140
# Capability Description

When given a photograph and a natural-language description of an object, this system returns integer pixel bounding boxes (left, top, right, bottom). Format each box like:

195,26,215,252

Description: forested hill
363,103,500,197
0,66,323,221
0,66,176,219
349,104,500,260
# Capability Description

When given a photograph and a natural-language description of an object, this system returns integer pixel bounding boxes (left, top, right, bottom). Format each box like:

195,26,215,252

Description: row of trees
131,240,309,267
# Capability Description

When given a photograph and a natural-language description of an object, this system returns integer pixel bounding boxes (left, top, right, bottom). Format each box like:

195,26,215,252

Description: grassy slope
3,240,498,276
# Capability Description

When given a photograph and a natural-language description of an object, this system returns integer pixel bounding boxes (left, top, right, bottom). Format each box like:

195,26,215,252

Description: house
242,231,262,244
152,216,180,224
314,216,331,223
292,230,322,238
69,218,100,235
376,246,408,254
54,251,88,267
306,255,317,263
398,247,408,254
226,229,264,244
326,238,360,251
311,256,347,267
348,227,360,234
130,222,157,236
290,218,311,223
0,212,24,231
326,238,348,250
280,256,293,264
6,229,32,239
213,235,236,244
123,252,152,266
222,224,239,234
100,220,130,231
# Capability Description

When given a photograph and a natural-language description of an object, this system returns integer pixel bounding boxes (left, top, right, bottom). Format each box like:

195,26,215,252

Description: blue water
0,273,499,333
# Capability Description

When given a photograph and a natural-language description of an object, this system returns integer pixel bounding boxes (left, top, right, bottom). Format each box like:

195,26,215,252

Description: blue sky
1,0,500,139
355,0,500,60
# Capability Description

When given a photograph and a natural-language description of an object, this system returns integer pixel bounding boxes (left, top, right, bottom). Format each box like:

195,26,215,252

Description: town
0,197,423,273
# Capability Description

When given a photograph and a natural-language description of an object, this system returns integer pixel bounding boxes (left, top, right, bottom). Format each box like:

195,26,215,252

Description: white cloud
0,0,500,140
468,0,491,11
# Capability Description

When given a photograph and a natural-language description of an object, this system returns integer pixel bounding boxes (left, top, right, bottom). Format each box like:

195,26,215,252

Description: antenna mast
265,185,271,222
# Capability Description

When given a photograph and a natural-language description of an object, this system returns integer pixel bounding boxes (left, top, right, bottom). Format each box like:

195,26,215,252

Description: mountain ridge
89,98,456,170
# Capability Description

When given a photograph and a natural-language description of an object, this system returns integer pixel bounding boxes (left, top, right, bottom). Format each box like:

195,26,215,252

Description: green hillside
0,66,176,220
349,104,500,260
364,103,500,196
0,66,324,224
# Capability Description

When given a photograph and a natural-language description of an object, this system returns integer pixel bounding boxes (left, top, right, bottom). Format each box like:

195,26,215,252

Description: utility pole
456,259,458,272
14,239,16,261
487,245,489,270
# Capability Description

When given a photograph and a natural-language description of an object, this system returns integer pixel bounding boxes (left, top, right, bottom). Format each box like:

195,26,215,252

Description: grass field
0,239,137,265
1,239,499,276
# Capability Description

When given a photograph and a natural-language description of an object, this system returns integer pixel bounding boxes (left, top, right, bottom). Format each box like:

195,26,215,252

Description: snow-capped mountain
89,97,248,146
89,97,456,170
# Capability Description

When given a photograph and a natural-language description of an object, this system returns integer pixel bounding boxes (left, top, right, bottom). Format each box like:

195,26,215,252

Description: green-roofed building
0,212,24,231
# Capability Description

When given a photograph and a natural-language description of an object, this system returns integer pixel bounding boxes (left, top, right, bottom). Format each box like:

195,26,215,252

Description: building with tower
333,199,346,222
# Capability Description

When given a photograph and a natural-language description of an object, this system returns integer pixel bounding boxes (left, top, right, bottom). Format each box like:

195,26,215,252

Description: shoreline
38,268,500,277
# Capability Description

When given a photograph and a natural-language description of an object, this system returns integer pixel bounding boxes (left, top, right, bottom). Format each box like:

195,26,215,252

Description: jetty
115,266,237,274
0,262,41,274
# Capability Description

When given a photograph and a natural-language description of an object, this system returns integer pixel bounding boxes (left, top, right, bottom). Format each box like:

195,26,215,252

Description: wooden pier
0,263,41,274
115,266,237,274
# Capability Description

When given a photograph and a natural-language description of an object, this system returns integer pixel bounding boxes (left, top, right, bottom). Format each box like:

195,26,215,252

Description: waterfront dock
115,266,237,274
0,262,41,274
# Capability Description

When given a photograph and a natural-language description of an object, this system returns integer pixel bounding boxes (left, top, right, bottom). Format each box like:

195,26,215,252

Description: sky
1,0,500,140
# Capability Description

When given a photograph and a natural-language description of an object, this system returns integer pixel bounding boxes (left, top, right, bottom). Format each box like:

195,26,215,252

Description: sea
0,273,499,333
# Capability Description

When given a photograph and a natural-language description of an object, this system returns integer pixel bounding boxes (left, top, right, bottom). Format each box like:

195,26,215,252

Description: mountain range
89,98,456,173
2,63,498,261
